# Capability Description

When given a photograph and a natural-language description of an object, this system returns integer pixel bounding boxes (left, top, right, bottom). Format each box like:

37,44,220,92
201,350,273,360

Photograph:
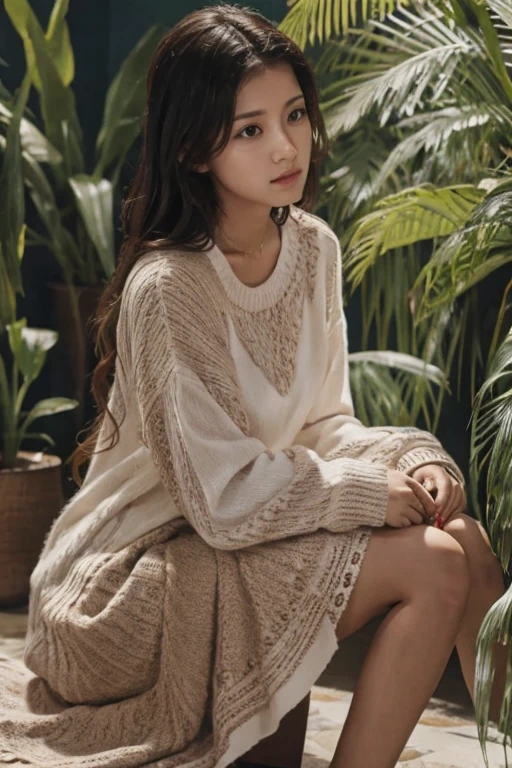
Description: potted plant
0,0,165,426
0,70,77,607
0,320,77,606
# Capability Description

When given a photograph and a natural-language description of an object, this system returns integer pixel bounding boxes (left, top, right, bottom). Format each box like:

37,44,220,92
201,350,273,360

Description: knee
443,513,504,592
421,529,471,609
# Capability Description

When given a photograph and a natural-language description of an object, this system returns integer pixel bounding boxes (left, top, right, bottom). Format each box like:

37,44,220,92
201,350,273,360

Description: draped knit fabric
0,206,465,767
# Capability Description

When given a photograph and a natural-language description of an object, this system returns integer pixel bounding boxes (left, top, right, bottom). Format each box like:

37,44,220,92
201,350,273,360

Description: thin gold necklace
217,219,270,258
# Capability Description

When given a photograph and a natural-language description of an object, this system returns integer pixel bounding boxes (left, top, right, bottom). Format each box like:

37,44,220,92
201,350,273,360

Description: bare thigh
336,525,470,641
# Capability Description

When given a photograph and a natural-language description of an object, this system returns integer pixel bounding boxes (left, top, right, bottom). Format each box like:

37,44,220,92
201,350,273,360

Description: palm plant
280,0,512,758
471,327,512,762
319,0,511,398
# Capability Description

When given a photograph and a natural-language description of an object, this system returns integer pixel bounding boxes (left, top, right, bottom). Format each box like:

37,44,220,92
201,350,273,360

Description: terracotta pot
0,451,63,607
48,282,104,428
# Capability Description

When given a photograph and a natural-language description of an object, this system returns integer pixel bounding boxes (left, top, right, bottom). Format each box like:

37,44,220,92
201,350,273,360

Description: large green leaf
0,102,63,164
0,78,11,100
19,396,77,443
95,25,165,178
5,0,84,176
0,241,16,332
45,0,74,86
7,320,58,382
0,132,81,283
0,72,30,318
68,175,115,278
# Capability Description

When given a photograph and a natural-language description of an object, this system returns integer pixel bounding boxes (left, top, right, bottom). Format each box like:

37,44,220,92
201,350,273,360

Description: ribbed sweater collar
205,207,297,312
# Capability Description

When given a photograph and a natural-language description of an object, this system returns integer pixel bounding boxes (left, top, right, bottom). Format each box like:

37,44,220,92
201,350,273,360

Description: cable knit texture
0,206,464,767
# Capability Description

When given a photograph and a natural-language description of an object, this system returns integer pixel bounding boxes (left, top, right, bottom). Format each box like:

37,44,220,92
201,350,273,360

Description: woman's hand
385,469,438,528
410,464,467,528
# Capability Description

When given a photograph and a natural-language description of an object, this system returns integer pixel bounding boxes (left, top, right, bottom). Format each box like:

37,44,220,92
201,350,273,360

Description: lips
271,169,301,182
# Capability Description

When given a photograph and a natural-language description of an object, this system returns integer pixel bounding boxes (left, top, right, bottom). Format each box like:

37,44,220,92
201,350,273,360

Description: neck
213,200,277,258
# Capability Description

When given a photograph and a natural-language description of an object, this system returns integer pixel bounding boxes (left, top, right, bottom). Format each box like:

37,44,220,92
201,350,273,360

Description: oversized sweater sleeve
292,235,465,486
118,252,391,552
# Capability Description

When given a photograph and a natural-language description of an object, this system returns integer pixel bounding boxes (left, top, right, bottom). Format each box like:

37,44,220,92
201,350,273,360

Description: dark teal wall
108,1,288,82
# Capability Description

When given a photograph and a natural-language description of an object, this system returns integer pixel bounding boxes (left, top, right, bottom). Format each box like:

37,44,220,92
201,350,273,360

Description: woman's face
202,62,313,212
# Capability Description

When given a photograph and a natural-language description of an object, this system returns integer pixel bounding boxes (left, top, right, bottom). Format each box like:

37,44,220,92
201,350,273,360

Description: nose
271,126,298,164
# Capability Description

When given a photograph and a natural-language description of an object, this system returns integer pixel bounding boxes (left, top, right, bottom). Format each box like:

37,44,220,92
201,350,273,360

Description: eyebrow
233,94,305,122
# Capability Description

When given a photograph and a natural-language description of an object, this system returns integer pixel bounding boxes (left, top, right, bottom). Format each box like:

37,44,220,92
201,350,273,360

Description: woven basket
0,451,63,608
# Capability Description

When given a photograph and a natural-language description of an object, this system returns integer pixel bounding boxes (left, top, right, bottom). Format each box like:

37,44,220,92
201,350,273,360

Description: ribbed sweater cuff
328,458,389,531
396,448,465,486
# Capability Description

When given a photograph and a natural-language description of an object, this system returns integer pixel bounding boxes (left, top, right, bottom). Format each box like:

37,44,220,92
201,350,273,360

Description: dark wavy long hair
70,2,330,485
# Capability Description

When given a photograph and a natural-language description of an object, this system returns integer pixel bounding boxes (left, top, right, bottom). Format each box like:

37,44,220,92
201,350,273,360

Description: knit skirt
0,517,372,768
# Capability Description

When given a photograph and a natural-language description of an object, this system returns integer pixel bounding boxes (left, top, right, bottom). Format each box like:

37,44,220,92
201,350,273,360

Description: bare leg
442,513,507,721
330,525,470,768
456,583,507,723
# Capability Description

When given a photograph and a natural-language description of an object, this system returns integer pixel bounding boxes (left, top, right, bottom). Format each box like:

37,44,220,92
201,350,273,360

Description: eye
238,124,261,139
289,107,307,122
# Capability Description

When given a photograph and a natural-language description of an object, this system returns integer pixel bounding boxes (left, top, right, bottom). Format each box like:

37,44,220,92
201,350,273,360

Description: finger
422,476,436,494
440,487,459,524
405,477,437,518
435,471,455,512
441,483,466,525
408,497,431,521
406,507,425,525
411,467,427,484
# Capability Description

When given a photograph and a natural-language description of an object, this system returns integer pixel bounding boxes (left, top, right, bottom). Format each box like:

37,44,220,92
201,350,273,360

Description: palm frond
326,41,469,135
487,0,512,27
371,106,493,192
349,347,447,429
415,176,512,320
323,5,474,136
475,584,512,763
343,184,483,289
279,0,413,48
321,125,399,219
470,325,512,563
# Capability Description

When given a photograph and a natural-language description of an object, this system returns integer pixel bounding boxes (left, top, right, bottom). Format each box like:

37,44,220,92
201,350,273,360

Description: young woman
0,5,506,768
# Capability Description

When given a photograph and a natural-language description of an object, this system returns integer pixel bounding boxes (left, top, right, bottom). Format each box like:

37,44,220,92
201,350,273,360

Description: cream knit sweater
0,205,464,768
